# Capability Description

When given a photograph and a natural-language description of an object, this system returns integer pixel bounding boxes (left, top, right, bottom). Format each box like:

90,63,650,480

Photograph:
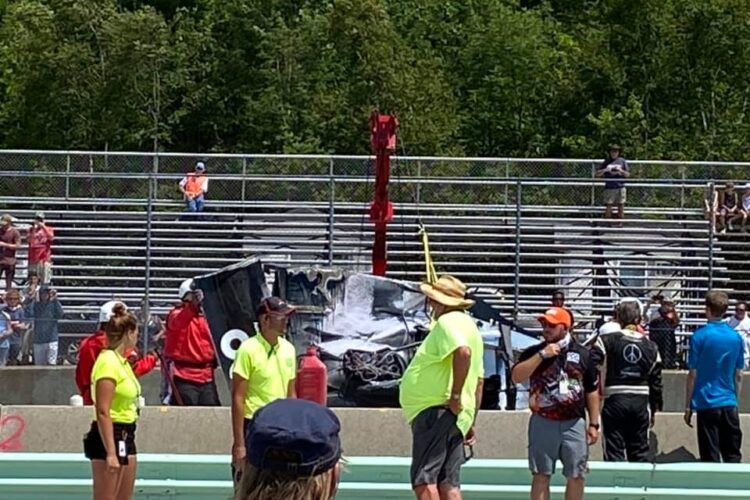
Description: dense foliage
1,0,750,160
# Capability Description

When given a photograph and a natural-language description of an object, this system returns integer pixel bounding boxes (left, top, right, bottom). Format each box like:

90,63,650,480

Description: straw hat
419,275,475,309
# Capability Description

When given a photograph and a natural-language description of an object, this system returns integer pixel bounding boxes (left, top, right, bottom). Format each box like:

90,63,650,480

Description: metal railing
0,150,745,346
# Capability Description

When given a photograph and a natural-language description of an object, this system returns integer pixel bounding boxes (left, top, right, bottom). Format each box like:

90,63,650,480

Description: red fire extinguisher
296,345,328,405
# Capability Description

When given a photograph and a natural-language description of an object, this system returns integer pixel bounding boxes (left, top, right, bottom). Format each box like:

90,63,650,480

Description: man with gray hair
592,300,663,461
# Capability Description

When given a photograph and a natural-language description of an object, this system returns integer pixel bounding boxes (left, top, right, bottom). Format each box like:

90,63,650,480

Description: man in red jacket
163,279,220,406
75,300,158,405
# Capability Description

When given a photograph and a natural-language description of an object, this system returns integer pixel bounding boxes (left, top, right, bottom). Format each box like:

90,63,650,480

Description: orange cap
537,307,572,329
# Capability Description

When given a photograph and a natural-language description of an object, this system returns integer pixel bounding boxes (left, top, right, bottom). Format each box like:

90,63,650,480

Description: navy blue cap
246,399,341,476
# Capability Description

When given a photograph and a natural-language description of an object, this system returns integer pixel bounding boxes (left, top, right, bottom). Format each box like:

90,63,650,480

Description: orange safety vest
183,174,207,196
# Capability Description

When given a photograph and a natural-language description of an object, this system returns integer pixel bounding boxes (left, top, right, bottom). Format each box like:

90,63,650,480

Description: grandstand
0,151,746,363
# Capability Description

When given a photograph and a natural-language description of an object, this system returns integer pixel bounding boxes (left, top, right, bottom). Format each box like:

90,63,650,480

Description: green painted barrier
1,454,749,499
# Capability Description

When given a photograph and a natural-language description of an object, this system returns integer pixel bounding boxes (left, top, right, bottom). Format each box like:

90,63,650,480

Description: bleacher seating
0,154,742,365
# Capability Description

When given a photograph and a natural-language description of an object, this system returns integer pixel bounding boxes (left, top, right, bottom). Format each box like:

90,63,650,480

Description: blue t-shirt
688,320,745,410
598,157,629,189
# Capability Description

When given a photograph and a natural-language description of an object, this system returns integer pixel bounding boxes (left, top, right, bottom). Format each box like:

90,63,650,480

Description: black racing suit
594,329,663,462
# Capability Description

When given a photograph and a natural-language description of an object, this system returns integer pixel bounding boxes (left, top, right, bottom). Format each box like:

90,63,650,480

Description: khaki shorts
603,188,626,205
528,414,589,479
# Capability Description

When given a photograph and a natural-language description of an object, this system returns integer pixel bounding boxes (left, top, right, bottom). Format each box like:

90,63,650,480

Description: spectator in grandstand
552,290,575,332
136,297,165,347
735,183,750,232
703,184,720,231
684,290,744,462
725,300,750,370
3,289,29,365
0,307,11,366
646,294,665,323
595,144,629,221
76,301,158,405
0,214,21,291
233,399,342,500
27,212,54,284
27,285,63,365
179,161,208,212
511,307,600,500
19,273,39,364
592,301,663,462
163,279,220,405
83,304,141,500
399,275,483,500
231,297,297,482
718,183,739,233
649,301,680,369
24,272,39,302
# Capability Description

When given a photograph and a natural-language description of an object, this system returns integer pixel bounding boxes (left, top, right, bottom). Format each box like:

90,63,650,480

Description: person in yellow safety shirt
83,303,142,500
231,296,297,481
400,275,484,500
179,161,208,212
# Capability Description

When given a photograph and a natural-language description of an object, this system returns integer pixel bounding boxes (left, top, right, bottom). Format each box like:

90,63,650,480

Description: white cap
195,161,206,171
99,300,126,323
179,279,195,300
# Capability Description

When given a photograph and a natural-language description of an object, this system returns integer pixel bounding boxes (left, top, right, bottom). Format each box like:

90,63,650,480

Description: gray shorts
410,406,465,487
528,414,588,479
603,187,626,205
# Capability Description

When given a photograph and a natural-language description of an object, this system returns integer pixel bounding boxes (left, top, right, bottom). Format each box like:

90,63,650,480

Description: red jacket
75,331,158,405
163,303,216,384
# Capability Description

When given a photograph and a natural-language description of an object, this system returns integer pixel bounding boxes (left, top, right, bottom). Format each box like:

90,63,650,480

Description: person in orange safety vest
179,161,208,212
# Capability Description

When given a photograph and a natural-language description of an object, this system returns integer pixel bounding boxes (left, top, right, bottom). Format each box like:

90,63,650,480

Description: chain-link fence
0,150,744,354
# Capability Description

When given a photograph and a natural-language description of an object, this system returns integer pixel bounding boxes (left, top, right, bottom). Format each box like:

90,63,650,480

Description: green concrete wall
1,454,749,499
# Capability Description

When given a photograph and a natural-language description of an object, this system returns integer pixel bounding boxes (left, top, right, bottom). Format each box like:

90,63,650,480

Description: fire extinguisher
296,345,328,405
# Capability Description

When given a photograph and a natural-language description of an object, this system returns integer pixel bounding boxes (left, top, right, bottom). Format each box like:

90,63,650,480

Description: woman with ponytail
83,303,141,500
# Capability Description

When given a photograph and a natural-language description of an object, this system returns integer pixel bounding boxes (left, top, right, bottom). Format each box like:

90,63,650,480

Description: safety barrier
0,454,749,499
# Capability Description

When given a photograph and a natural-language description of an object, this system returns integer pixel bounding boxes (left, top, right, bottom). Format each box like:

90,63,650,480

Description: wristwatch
450,393,461,401
537,351,547,360
588,422,600,430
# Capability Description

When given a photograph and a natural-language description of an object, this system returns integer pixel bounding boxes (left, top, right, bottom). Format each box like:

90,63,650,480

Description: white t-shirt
726,315,750,369
742,194,750,211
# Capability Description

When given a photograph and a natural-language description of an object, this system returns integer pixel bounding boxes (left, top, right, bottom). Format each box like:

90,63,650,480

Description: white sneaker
728,221,735,231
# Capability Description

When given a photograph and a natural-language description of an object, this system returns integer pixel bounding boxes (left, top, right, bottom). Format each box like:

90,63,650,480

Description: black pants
697,406,742,463
172,377,221,406
602,394,650,462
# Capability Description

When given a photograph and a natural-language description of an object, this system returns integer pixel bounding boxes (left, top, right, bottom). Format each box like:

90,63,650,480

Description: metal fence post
513,179,522,321
328,159,335,266
416,161,422,207
590,162,596,206
143,154,157,353
65,154,71,199
680,166,686,209
504,160,510,206
707,181,715,290
241,157,247,203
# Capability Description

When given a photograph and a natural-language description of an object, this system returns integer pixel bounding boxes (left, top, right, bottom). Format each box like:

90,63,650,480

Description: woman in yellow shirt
82,303,141,500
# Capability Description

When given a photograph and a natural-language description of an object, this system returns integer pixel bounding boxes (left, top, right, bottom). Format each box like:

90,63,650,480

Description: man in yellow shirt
400,275,484,500
231,296,297,478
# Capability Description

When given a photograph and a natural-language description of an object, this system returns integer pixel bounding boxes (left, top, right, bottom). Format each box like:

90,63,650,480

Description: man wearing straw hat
400,275,484,500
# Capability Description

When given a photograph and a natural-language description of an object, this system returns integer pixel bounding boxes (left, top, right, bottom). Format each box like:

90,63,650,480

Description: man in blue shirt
684,290,744,462
595,144,629,220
